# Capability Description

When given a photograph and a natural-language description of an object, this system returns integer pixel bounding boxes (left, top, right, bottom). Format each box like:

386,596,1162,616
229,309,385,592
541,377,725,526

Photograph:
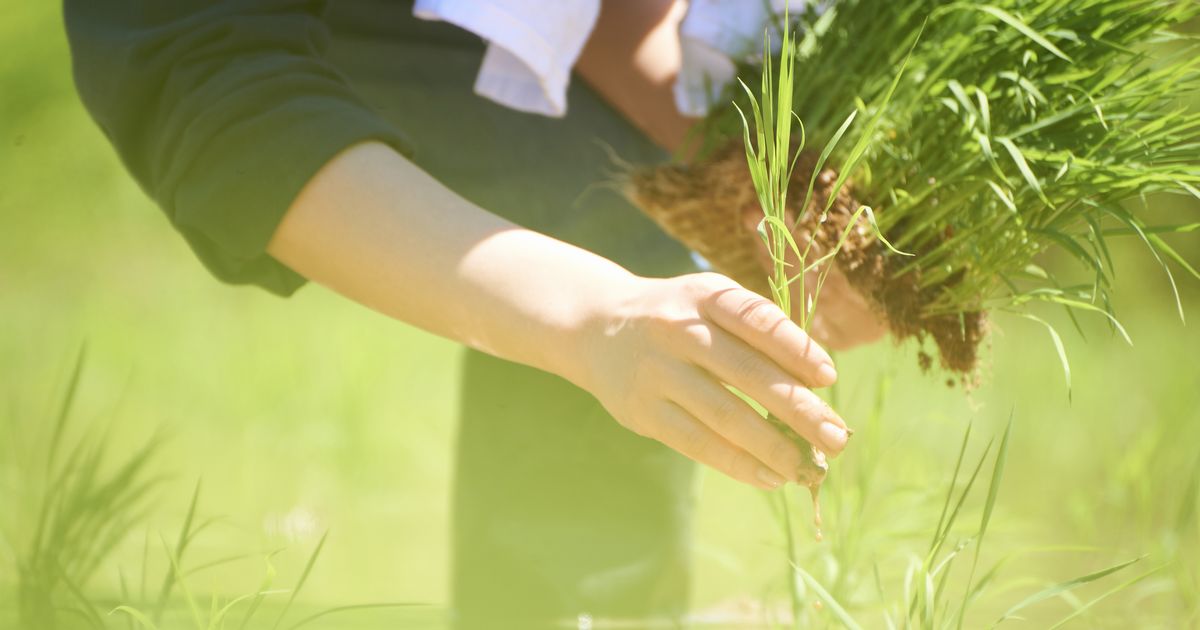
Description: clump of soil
626,139,987,378
766,413,828,488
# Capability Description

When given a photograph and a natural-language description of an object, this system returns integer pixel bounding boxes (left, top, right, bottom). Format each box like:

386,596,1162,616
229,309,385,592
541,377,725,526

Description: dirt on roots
626,140,987,379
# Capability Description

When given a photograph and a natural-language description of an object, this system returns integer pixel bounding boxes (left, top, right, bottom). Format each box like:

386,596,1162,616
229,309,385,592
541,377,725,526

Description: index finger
700,287,838,388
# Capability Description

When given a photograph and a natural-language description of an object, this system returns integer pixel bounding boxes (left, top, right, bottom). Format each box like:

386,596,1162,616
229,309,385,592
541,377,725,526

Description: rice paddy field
2,3,1199,629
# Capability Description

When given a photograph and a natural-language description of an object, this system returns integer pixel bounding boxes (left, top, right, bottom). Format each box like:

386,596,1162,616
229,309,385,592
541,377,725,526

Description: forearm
268,143,851,488
267,141,631,382
576,0,696,152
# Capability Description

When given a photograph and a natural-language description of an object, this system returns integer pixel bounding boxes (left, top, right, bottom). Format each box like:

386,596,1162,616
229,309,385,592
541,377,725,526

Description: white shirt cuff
414,0,600,117
675,0,828,117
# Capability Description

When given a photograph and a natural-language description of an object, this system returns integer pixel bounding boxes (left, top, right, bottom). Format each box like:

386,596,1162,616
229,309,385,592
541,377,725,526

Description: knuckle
738,298,785,332
678,422,711,456
642,308,695,342
685,272,737,301
691,271,732,291
731,351,768,384
767,438,801,471
735,449,771,481
787,389,829,427
719,450,746,476
708,396,744,432
680,322,714,348
694,434,737,472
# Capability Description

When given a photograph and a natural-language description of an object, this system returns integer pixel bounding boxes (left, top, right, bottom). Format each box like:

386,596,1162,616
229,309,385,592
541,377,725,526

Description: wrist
544,267,647,391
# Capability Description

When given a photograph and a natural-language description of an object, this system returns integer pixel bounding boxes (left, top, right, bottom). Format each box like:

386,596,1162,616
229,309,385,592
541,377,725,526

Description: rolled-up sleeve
65,0,413,295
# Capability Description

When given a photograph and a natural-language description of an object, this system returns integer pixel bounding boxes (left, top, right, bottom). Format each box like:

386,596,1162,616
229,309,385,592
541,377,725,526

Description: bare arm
267,141,628,382
576,0,695,152
71,0,855,485
267,142,851,489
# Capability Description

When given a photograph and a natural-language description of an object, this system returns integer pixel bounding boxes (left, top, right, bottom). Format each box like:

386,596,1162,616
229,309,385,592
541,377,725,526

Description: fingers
659,361,808,483
699,285,838,388
649,399,786,490
681,324,851,457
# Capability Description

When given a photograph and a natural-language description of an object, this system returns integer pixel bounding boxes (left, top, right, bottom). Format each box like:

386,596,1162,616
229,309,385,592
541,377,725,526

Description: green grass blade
1044,565,1162,630
787,115,808,184
792,563,864,630
235,551,283,630
964,556,1011,606
44,345,86,475
284,603,425,630
803,110,858,220
55,558,106,629
1148,233,1200,281
158,533,203,630
182,552,257,579
1099,223,1200,237
1177,180,1200,202
994,556,1143,626
778,491,803,630
1015,314,1071,395
110,606,161,630
863,206,914,256
997,137,1052,208
1037,296,1132,345
956,416,1013,629
154,480,202,622
929,439,993,563
974,415,1012,556
930,422,974,556
985,181,1017,214
271,530,329,630
210,591,267,628
953,4,1074,62
823,23,924,220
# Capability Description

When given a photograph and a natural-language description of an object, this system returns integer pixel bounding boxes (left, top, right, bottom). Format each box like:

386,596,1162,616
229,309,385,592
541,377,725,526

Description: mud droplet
809,482,823,542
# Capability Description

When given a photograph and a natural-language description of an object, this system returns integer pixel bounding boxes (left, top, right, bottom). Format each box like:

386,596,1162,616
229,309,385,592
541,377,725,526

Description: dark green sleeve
64,0,413,295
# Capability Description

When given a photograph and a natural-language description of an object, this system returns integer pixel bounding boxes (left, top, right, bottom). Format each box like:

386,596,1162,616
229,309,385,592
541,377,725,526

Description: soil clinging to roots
626,140,987,378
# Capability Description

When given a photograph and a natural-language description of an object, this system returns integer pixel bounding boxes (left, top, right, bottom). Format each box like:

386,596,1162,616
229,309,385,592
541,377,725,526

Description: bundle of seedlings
629,0,1200,384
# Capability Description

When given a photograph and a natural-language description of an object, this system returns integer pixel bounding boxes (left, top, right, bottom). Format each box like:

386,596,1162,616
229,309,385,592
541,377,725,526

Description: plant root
626,140,987,379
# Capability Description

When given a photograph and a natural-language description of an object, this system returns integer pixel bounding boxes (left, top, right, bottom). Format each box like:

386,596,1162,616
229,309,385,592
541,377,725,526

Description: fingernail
814,363,838,387
818,422,848,452
757,467,787,488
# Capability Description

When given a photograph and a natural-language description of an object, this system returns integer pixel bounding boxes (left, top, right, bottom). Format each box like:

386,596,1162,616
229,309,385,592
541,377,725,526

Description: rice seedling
629,6,1200,620
3,349,164,630
630,0,1200,383
724,12,851,621
727,8,914,623
684,4,1199,620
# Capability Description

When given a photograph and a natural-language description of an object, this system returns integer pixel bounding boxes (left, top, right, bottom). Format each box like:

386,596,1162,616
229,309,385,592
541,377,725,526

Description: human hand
571,272,851,489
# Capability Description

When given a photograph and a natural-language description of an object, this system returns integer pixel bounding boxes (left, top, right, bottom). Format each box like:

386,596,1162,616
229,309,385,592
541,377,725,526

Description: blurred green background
2,3,1198,629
